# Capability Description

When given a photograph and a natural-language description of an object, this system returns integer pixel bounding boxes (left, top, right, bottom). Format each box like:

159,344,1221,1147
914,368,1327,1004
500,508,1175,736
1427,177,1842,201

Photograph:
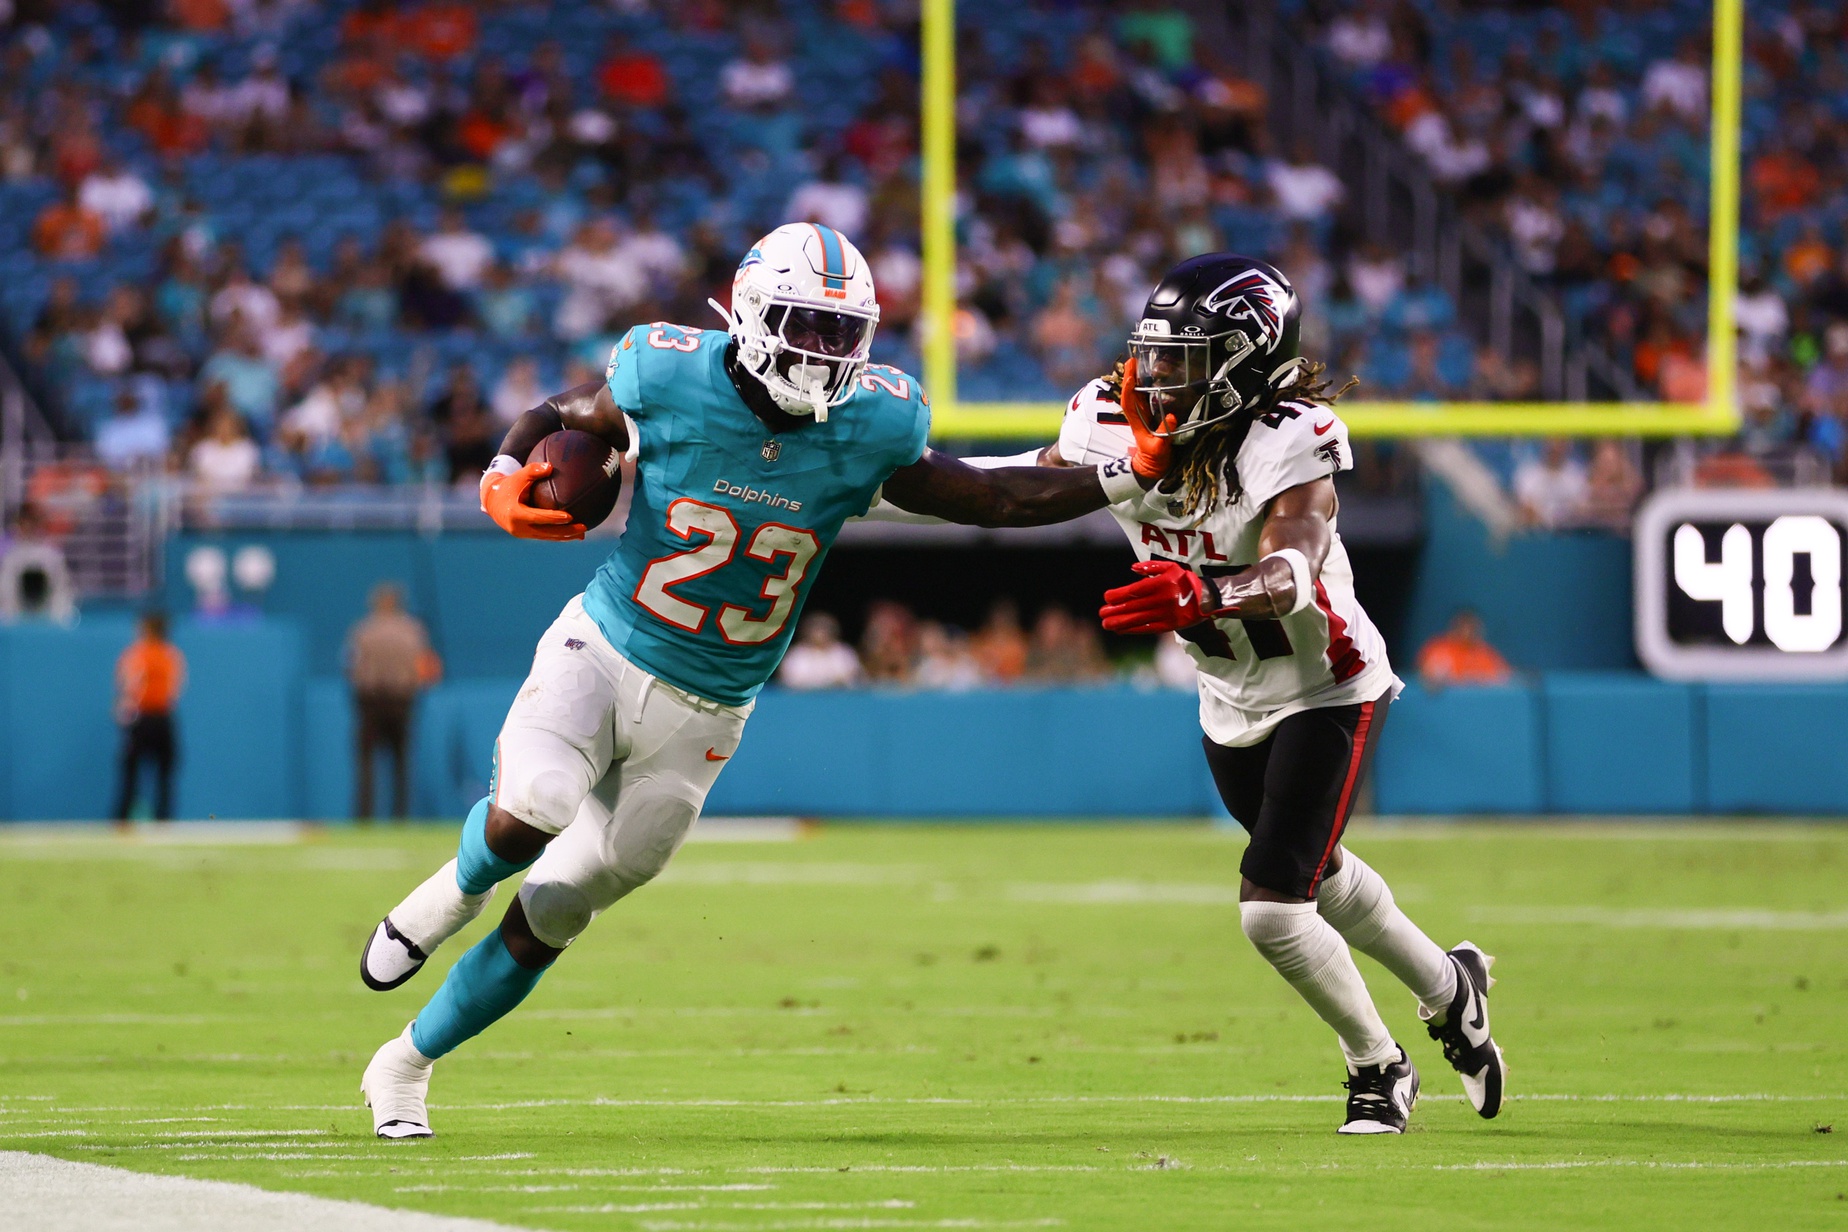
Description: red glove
481,459,586,541
1099,560,1221,634
1120,356,1178,481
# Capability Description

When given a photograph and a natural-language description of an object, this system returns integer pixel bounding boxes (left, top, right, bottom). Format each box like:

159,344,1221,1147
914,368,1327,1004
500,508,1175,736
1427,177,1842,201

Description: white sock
391,858,496,951
1240,899,1398,1069
1317,852,1457,1016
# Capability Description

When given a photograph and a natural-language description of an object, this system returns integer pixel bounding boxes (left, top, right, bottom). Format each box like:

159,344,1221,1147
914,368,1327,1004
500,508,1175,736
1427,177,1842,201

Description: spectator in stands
262,299,317,370
598,33,670,109
96,388,172,471
553,217,647,340
1265,139,1346,224
787,151,870,241
477,263,536,340
490,357,544,428
1805,324,1848,421
1345,243,1406,315
722,33,794,113
914,622,986,691
859,599,917,683
209,264,280,337
84,287,139,376
199,320,279,431
188,397,262,493
1395,330,1467,401
1416,609,1512,690
779,613,863,689
268,237,317,306
1641,38,1707,125
399,0,478,62
281,355,367,449
32,184,106,260
1026,606,1111,682
78,156,153,236
624,209,688,297
1513,439,1591,530
440,396,497,488
419,206,495,292
1327,1,1392,70
971,599,1028,683
1583,440,1644,533
345,582,440,821
113,611,186,822
336,260,399,333
1032,278,1102,389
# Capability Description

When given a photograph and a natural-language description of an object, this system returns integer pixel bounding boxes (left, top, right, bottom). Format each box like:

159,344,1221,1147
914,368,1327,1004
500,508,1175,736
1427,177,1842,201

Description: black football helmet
1129,253,1306,436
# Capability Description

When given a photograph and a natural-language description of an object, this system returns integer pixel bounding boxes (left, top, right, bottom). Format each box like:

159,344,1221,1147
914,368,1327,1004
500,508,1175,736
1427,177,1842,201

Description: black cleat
1421,941,1506,1118
1338,1047,1419,1134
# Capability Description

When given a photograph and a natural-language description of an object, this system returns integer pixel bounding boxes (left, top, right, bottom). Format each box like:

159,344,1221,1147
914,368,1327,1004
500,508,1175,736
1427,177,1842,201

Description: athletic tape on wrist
1263,547,1315,615
1097,457,1143,504
480,455,522,513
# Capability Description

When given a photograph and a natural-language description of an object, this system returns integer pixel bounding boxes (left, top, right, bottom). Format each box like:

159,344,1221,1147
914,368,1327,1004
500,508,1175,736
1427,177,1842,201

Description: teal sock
455,796,533,895
409,929,547,1059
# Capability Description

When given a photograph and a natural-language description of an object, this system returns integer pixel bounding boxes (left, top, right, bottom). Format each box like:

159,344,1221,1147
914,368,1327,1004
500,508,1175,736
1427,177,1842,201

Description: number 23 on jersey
633,499,820,644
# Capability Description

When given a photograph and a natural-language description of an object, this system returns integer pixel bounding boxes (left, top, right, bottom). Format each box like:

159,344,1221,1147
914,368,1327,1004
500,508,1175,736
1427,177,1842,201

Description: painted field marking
1472,906,1848,929
0,1150,526,1231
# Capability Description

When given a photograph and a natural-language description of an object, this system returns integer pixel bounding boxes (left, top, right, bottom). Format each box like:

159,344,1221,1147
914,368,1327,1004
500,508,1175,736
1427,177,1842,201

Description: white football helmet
711,222,879,422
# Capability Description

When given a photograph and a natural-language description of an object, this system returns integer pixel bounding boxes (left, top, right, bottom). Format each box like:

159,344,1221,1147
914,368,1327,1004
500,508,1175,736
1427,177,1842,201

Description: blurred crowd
778,600,1195,691
1,0,1473,497
1311,0,1848,480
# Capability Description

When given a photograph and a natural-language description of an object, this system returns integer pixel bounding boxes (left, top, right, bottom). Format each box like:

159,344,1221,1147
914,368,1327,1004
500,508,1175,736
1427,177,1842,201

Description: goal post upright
918,0,1743,441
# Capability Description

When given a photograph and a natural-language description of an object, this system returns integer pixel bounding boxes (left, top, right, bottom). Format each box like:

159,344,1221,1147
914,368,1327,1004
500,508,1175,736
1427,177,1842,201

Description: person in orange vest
1415,610,1513,689
114,611,186,820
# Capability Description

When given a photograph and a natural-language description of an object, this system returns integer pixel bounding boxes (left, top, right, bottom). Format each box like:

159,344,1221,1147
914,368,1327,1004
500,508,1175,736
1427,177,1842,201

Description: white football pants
495,595,752,950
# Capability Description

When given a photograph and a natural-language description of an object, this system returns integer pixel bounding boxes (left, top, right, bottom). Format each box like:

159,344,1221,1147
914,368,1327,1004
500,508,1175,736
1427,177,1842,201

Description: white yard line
0,1151,530,1231
1470,906,1848,929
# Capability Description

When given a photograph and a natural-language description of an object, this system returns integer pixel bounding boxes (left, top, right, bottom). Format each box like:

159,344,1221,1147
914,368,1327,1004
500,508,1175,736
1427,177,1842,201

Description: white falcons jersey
1059,379,1401,747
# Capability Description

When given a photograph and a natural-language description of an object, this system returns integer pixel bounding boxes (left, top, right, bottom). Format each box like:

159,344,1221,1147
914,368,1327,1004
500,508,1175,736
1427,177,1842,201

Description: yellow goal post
916,0,1743,440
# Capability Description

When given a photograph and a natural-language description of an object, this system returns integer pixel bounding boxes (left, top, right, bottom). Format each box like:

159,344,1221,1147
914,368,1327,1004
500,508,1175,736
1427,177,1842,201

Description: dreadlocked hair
1096,358,1357,516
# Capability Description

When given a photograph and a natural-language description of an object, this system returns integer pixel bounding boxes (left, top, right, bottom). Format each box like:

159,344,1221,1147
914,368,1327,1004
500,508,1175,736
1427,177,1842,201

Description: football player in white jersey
948,254,1507,1133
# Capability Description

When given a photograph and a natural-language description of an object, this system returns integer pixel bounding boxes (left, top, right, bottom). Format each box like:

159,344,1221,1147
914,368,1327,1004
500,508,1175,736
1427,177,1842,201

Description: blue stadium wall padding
1541,674,1701,814
1704,686,1848,814
1371,682,1545,814
0,617,302,821
705,686,1217,818
6,615,1848,820
1404,487,1635,671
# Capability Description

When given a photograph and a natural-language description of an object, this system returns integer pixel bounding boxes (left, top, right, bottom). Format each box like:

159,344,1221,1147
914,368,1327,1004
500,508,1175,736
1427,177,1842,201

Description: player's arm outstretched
479,382,632,542
1099,477,1335,634
879,359,1175,527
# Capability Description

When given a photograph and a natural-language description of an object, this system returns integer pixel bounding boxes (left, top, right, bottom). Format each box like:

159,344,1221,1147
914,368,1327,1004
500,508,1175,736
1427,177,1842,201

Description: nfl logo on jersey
761,439,781,462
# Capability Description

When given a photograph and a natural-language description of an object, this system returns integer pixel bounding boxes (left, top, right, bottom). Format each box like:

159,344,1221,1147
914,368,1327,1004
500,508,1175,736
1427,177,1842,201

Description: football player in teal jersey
357,223,1176,1137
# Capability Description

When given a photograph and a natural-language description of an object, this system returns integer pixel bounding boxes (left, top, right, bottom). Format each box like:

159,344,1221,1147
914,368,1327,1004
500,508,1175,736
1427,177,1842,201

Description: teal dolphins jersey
581,322,931,705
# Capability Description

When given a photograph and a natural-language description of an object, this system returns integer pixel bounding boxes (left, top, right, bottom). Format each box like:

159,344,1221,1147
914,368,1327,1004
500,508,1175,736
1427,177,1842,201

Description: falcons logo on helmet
1202,269,1292,353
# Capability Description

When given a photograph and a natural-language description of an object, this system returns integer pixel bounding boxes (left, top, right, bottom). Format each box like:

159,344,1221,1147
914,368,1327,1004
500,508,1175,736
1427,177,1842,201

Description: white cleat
361,859,495,991
1420,940,1507,1119
361,1023,435,1139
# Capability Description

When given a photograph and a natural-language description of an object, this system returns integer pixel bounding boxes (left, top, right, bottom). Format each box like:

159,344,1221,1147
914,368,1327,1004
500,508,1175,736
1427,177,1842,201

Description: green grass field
1,821,1845,1230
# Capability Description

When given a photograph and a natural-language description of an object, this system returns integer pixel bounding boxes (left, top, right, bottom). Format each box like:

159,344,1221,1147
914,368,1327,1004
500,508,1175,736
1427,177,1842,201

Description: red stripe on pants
1309,699,1374,893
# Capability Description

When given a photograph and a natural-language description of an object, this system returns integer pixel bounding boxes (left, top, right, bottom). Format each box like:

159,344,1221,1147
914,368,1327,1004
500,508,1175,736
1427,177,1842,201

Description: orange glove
1120,356,1178,481
481,459,586,541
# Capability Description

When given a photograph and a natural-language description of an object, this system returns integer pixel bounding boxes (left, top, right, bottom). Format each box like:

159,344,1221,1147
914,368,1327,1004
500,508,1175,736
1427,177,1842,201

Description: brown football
525,430,623,529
